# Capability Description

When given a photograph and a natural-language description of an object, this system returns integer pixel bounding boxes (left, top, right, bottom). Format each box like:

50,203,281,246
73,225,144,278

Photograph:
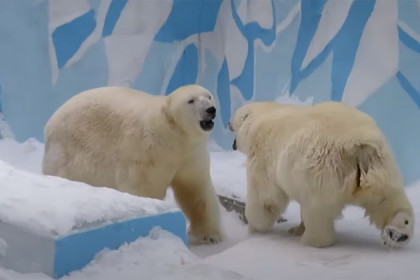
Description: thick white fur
43,85,222,244
231,101,414,248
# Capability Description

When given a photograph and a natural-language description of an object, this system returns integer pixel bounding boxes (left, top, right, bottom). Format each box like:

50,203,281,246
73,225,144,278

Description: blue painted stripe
155,0,223,43
54,211,187,278
102,0,128,37
166,43,198,95
230,0,277,100
290,0,327,93
330,0,375,101
398,26,420,54
230,0,245,34
290,0,375,102
217,59,231,127
52,9,97,68
396,71,420,109
230,41,255,100
0,78,2,112
397,0,420,36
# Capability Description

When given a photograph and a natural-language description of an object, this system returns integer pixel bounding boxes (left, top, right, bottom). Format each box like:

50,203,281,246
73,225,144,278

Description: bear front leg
171,154,222,245
245,160,289,233
300,205,335,248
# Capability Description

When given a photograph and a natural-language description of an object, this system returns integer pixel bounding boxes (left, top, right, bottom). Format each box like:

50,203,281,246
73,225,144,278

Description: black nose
397,234,409,242
206,106,216,115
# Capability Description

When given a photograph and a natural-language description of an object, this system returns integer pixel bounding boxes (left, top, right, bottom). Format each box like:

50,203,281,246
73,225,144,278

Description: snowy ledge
0,160,187,278
0,160,179,237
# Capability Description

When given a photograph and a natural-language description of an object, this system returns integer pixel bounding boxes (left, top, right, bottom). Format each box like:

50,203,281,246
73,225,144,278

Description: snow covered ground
0,227,251,280
0,123,419,279
0,159,180,237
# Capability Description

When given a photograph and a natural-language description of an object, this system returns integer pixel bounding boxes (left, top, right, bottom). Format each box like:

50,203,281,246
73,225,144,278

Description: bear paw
288,223,305,236
277,216,287,223
188,228,222,245
300,230,334,248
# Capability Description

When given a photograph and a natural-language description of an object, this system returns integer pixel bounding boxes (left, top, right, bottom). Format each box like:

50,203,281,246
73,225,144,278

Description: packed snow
0,159,179,237
0,228,251,280
204,189,420,280
0,124,419,279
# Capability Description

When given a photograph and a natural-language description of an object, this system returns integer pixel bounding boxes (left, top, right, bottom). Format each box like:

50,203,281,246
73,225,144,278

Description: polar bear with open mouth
43,85,222,244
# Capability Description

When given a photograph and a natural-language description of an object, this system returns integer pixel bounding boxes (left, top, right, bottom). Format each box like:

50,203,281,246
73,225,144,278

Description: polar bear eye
405,220,409,225
188,99,194,104
208,96,212,100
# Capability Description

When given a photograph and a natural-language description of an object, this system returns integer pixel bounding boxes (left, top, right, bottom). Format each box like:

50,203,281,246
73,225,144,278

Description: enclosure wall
0,0,420,185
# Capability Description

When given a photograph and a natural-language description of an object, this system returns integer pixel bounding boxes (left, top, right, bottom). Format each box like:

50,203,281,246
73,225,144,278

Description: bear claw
188,230,222,245
288,224,305,236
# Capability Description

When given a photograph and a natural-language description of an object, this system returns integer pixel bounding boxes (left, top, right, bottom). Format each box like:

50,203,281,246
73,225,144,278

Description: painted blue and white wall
0,0,419,185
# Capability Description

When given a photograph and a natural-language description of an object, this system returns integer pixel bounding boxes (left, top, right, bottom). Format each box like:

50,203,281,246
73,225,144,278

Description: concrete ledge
0,208,187,279
54,211,187,278
0,160,188,278
0,211,188,278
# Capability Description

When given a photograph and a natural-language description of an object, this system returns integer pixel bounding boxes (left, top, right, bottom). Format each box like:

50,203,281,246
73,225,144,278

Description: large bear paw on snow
300,232,335,248
381,211,414,249
187,227,222,244
288,222,305,236
300,225,335,248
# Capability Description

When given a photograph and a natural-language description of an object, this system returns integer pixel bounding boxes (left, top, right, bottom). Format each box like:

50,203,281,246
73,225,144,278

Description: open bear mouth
200,120,214,131
386,228,409,243
382,227,410,248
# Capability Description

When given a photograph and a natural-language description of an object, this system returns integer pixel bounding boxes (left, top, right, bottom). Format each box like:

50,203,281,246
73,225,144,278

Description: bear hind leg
300,204,336,248
245,176,289,233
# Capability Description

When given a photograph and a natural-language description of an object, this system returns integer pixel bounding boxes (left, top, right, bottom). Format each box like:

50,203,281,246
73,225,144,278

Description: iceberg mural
0,0,419,185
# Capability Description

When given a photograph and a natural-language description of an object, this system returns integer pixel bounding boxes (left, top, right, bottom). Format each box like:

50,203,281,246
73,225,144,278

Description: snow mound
0,160,179,237
0,114,14,139
0,228,251,280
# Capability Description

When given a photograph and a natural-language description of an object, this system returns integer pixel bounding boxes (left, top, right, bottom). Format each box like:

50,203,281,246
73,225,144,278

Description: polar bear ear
356,143,382,175
353,143,383,192
162,100,176,128
228,122,233,131
239,113,250,128
230,112,250,132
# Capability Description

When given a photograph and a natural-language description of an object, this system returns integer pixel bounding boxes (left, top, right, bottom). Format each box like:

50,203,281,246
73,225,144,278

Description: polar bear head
166,84,216,137
230,102,283,152
381,210,414,248
375,186,415,248
357,149,415,249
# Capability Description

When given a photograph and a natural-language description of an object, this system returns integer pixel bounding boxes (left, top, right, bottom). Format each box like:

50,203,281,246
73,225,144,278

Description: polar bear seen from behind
43,85,222,244
230,101,414,248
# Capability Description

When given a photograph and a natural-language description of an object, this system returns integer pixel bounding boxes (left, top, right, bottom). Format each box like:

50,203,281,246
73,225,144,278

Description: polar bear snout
381,211,414,248
205,106,216,119
232,139,237,150
199,106,216,131
382,227,411,248
398,234,409,242
387,228,408,242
